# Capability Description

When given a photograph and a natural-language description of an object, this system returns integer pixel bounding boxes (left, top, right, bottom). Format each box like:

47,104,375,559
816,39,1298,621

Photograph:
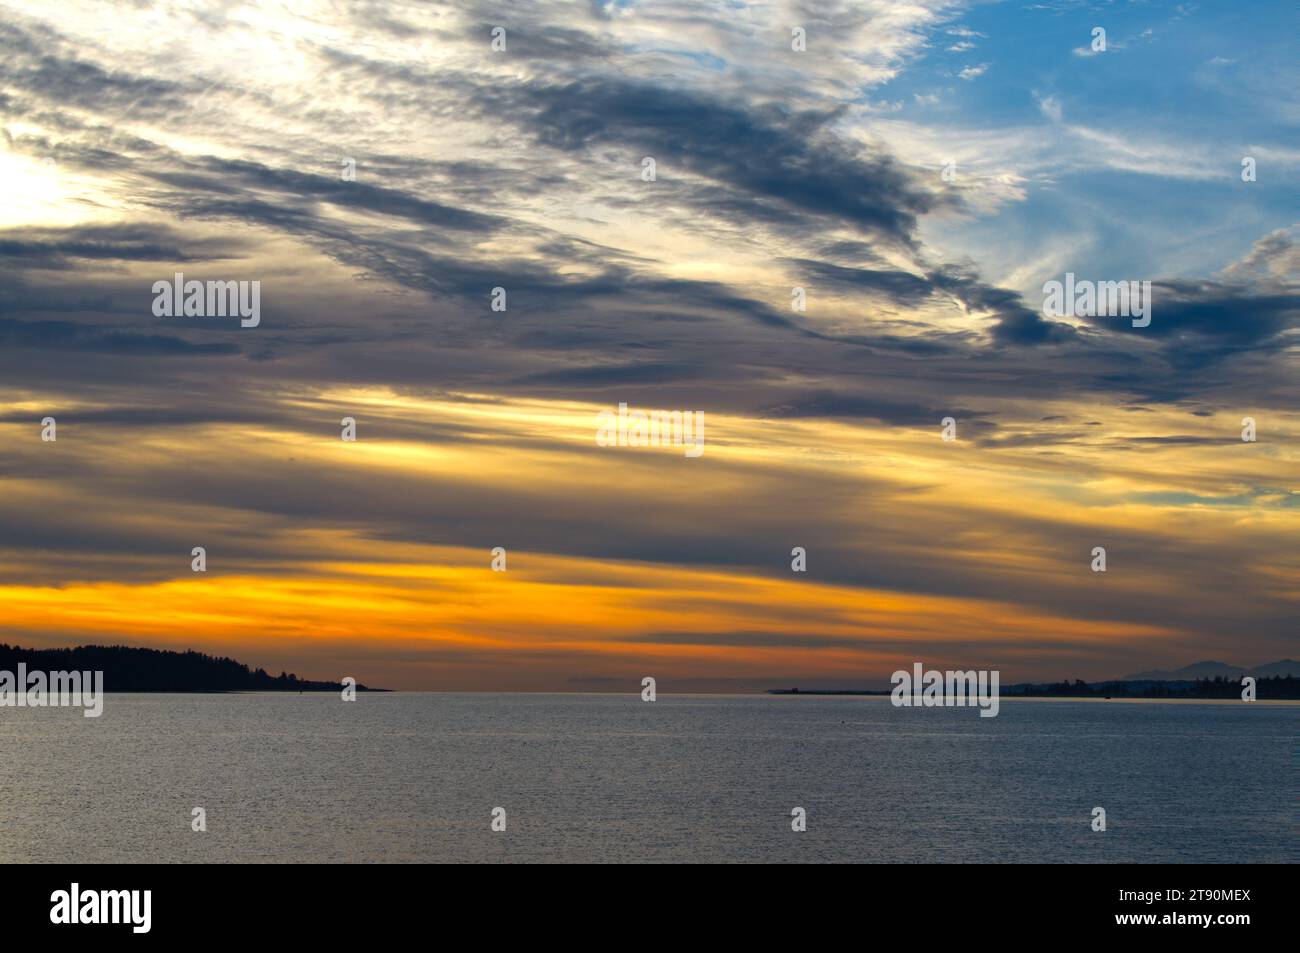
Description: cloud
0,317,240,354
0,223,249,269
1218,226,1300,283
0,0,1295,685
496,76,943,247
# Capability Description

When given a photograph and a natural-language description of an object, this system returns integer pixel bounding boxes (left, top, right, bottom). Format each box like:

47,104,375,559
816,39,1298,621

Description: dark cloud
759,389,994,431
0,317,239,354
784,258,936,303
928,264,1077,345
1094,278,1300,353
506,77,942,246
457,23,617,61
0,21,195,118
0,223,247,269
519,361,709,386
150,158,507,233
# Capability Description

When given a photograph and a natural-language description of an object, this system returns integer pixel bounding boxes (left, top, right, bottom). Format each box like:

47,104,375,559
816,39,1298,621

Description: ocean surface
0,693,1293,863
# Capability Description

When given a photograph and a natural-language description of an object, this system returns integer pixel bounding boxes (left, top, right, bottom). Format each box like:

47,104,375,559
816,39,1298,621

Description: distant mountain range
1121,659,1300,681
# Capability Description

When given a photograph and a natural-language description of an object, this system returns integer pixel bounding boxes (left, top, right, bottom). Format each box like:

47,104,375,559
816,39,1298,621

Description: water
0,693,1293,863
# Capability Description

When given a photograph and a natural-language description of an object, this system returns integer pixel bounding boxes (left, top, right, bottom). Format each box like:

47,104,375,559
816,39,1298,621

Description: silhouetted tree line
0,644,380,692
1006,675,1298,700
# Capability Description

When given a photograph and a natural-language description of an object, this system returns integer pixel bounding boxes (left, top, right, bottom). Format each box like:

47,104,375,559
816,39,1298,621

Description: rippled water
0,693,1292,863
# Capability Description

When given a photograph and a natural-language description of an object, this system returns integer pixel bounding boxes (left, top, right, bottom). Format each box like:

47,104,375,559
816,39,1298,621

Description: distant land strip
0,644,385,693
770,677,1300,700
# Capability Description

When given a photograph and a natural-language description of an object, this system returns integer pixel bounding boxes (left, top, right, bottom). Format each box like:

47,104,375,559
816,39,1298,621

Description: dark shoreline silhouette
0,644,386,692
1003,675,1298,699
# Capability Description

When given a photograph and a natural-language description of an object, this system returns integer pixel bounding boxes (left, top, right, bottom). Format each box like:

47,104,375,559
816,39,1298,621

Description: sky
0,0,1295,691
